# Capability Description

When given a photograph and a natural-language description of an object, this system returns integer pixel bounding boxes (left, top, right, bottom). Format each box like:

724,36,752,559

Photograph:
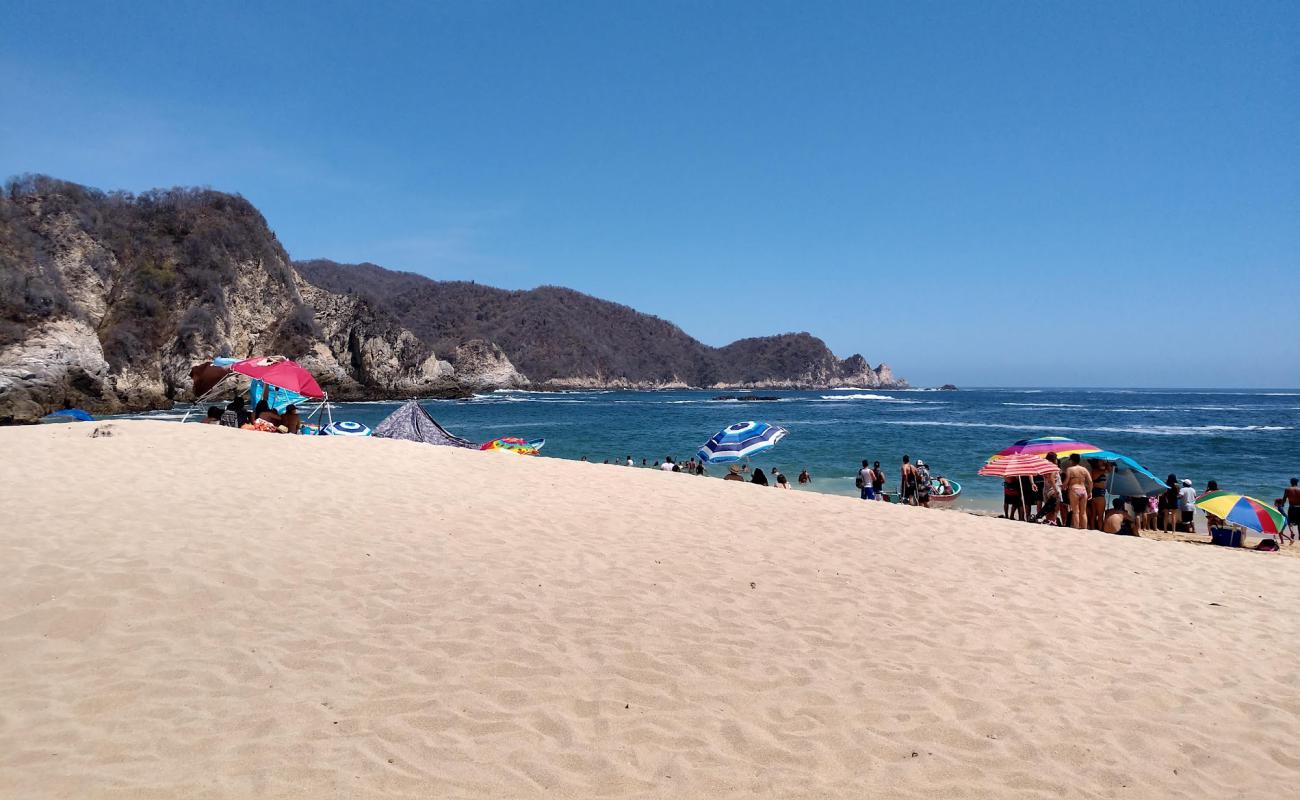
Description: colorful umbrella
977,453,1062,478
697,421,788,463
322,420,372,437
1194,491,1286,535
990,436,1101,462
480,437,544,455
230,356,325,399
1076,449,1168,496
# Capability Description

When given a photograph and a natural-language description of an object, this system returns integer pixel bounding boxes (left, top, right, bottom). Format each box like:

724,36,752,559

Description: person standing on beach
900,455,919,505
915,460,932,507
1164,476,1185,533
1087,459,1110,530
1030,452,1061,524
1283,478,1300,541
660,456,675,472
857,460,875,500
872,461,885,500
1178,479,1198,532
1063,454,1092,529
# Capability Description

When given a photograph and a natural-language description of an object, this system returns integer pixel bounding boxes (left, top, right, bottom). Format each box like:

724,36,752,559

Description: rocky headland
1,176,906,421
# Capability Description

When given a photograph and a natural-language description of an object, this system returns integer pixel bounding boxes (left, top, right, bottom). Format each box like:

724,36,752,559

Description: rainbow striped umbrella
480,437,544,455
990,436,1101,462
977,453,1062,478
1194,491,1286,535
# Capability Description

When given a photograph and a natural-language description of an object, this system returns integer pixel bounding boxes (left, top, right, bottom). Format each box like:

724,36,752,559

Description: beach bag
855,473,864,489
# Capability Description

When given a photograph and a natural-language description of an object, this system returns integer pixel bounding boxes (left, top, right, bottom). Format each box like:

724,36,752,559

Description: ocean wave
816,394,935,404
879,420,1291,436
1001,402,1087,408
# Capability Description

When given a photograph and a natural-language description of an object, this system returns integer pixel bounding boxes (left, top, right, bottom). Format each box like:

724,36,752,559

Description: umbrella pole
182,374,233,423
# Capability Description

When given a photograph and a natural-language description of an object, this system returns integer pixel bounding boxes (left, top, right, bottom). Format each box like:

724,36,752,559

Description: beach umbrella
1074,449,1168,496
979,454,1062,520
322,420,372,436
480,437,544,455
990,436,1101,462
40,408,93,423
697,421,788,464
978,453,1062,478
230,356,325,399
1194,491,1286,536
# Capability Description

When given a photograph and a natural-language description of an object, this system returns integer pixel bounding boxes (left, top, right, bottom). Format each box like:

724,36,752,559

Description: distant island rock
0,175,910,421
940,384,959,391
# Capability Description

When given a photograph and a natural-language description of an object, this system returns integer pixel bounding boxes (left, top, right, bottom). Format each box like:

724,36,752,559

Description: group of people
582,455,815,490
721,463,803,489
1000,452,1300,543
200,396,303,434
855,455,953,506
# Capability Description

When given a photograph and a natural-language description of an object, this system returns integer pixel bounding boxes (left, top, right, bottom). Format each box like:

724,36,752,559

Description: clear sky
2,1,1296,387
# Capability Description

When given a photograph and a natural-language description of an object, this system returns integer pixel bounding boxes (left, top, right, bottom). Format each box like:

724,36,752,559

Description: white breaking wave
1001,402,1087,408
816,393,934,404
879,420,1291,436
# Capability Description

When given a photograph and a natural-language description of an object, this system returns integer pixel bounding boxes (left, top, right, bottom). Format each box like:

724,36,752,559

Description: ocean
143,387,1300,512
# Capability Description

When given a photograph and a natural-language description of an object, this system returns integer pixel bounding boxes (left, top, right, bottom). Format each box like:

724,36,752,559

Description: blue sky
2,1,1296,387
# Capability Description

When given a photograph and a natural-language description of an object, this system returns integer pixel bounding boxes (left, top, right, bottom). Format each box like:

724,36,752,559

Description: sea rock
451,339,528,389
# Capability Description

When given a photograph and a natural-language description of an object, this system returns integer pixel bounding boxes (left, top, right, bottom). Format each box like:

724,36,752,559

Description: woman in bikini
1063,454,1093,530
1087,459,1110,530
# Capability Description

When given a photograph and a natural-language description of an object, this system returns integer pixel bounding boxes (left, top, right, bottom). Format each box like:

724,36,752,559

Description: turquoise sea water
150,387,1300,512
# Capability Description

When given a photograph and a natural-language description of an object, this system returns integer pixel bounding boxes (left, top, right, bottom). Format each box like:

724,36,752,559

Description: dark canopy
373,400,476,448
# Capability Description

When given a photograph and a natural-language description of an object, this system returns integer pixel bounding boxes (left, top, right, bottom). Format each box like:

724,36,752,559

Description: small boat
929,477,962,502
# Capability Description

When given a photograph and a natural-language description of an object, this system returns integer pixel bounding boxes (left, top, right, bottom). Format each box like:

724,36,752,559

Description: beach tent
372,400,476,448
40,408,93,423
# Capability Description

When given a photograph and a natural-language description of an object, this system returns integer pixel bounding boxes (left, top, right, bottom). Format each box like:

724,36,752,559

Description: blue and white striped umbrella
323,420,372,437
697,421,788,463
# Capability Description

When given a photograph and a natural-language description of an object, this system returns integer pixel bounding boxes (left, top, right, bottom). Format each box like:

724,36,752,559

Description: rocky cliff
0,176,503,421
1,176,905,422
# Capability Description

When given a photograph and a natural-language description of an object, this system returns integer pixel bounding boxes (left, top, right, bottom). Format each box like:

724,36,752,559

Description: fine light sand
1,421,1298,799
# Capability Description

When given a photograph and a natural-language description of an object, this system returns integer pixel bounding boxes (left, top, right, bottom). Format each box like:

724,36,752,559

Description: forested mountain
295,259,904,389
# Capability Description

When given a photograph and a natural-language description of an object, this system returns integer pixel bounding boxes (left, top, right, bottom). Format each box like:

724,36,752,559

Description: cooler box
1210,527,1242,548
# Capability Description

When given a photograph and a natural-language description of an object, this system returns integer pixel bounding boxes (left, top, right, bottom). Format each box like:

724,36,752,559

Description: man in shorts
857,460,875,500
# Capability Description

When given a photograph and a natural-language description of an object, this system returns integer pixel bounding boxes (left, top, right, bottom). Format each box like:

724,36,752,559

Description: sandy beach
1,420,1297,798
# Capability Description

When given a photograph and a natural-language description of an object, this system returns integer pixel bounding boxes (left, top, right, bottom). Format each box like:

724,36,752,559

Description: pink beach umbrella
979,454,1063,520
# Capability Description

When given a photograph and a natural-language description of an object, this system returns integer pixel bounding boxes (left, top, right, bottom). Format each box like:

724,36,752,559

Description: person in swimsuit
1103,498,1136,535
1030,452,1062,524
1003,477,1022,520
798,469,811,485
871,461,886,500
1283,478,1300,542
900,455,918,505
1063,454,1093,530
1159,475,1180,532
1087,459,1110,530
